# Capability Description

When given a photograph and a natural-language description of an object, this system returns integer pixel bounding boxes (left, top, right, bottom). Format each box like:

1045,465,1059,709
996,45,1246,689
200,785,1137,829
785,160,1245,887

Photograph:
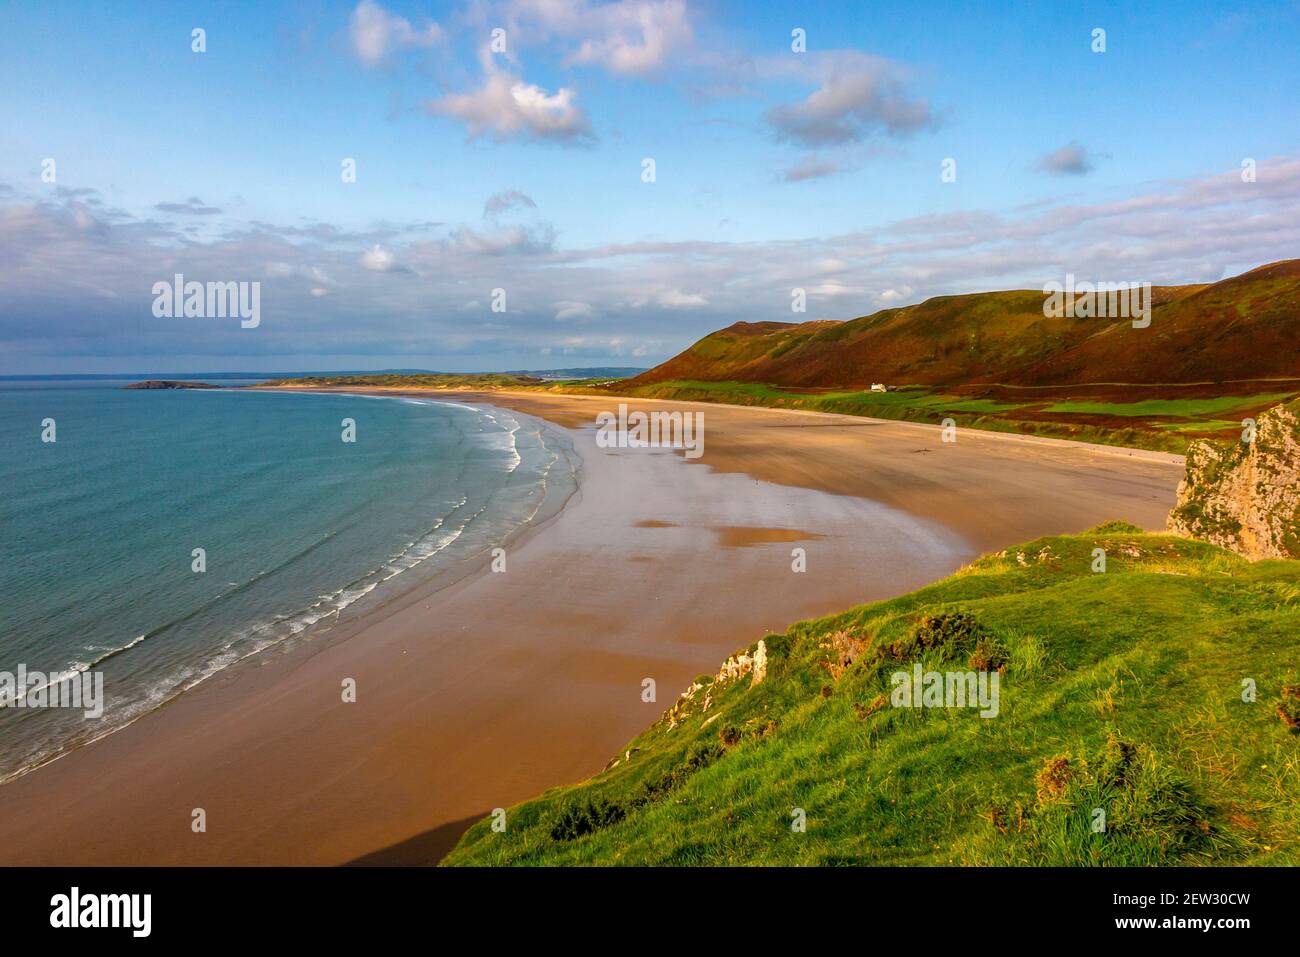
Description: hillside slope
631,260,1300,390
444,526,1299,866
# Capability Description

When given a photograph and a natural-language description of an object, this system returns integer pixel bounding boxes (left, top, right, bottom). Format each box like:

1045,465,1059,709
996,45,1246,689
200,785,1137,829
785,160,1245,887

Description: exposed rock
1167,398,1300,559
662,639,767,731
717,639,767,686
822,630,868,680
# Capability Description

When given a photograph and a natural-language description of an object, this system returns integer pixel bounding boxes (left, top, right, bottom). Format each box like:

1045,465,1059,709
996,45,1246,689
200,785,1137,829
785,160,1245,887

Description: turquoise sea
0,379,576,780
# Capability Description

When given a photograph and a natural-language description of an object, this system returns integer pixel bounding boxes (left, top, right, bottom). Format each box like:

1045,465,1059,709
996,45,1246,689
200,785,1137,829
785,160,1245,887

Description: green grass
620,379,1024,415
615,379,1191,450
444,526,1300,866
609,380,1300,451
1154,419,1240,434
1042,393,1294,418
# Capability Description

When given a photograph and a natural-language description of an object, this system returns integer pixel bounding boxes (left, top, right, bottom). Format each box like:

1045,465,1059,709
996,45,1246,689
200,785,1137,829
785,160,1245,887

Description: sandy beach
0,392,1184,865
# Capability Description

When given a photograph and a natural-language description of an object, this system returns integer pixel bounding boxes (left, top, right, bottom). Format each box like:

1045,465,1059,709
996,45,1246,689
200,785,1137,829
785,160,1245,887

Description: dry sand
0,391,1184,865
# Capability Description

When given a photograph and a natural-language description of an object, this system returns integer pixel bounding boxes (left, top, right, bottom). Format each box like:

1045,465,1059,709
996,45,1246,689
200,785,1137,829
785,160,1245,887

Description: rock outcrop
661,639,767,731
1167,398,1300,560
715,639,767,687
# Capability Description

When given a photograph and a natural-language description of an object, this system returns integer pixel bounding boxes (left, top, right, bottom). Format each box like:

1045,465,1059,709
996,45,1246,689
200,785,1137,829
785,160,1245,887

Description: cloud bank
4,157,1298,371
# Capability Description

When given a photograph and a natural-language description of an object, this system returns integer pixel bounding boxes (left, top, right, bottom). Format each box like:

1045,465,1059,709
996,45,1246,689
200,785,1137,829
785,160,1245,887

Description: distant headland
123,380,221,390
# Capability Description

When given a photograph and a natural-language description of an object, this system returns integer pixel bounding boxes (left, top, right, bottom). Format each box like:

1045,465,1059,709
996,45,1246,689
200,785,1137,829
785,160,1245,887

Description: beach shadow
343,812,486,867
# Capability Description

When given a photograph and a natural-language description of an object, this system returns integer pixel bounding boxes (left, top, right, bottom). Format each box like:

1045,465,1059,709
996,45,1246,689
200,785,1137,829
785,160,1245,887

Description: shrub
549,797,626,842
893,611,987,661
968,636,1009,673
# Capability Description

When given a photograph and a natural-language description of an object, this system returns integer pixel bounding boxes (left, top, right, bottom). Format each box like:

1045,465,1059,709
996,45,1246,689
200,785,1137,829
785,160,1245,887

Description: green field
617,378,1027,416
1042,393,1295,418
608,379,1300,452
445,524,1300,866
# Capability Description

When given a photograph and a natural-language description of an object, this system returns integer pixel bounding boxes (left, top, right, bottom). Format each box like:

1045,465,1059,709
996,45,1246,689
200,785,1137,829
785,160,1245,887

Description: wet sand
0,392,1184,865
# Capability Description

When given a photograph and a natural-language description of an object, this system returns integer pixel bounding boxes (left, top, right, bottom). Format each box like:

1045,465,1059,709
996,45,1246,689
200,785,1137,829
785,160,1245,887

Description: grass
608,379,1300,452
443,525,1300,866
617,378,1029,419
1042,393,1294,418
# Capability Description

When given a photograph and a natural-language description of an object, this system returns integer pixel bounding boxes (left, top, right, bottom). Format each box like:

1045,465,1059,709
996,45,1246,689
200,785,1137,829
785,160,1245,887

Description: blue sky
2,0,1298,373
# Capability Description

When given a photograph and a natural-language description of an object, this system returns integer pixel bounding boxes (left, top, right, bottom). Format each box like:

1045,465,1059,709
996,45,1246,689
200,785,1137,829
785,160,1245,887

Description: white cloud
655,289,708,308
809,281,866,298
566,0,691,74
350,0,443,67
554,300,595,321
360,244,397,271
429,67,592,143
445,222,555,255
506,0,692,75
6,157,1300,370
876,285,914,304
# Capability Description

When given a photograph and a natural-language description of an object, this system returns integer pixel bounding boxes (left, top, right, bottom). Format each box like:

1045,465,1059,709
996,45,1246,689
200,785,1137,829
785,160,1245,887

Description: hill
631,260,1300,390
609,262,1300,452
444,525,1299,866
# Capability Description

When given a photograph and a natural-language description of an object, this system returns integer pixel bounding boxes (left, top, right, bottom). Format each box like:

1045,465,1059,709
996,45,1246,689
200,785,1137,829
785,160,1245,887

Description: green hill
444,525,1299,866
631,260,1300,391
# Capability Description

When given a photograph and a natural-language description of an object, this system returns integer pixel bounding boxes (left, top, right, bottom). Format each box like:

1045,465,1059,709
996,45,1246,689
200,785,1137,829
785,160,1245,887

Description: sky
1,0,1298,374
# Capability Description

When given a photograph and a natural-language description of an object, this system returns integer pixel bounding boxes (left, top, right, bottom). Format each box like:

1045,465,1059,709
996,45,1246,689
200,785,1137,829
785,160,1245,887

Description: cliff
1167,398,1300,559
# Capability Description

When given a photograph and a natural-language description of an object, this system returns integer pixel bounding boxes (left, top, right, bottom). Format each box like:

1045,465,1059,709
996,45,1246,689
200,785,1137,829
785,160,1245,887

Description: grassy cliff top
444,525,1300,866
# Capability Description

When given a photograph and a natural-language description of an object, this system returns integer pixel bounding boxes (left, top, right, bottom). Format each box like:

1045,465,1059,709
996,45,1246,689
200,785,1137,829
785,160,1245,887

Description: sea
0,377,577,781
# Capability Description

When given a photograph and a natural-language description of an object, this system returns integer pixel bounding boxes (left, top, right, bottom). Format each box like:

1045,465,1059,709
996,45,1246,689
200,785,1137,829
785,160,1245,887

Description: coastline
0,391,1185,865
0,396,579,787
286,387,1184,553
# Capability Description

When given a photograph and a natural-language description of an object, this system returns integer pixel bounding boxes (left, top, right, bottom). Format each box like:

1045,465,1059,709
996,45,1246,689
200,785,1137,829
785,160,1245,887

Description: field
609,379,1300,453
